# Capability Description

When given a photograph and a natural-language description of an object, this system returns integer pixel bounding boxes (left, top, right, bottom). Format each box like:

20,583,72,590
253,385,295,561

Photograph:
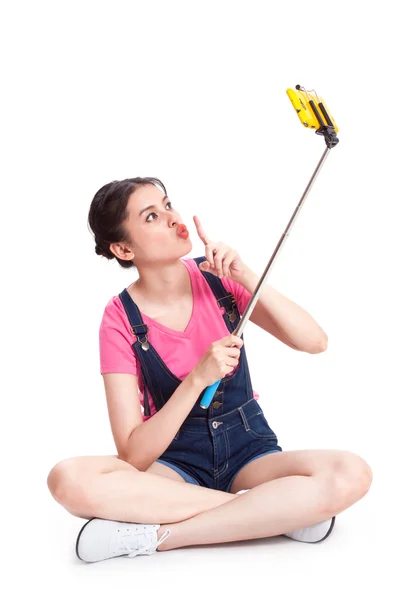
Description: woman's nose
168,213,179,226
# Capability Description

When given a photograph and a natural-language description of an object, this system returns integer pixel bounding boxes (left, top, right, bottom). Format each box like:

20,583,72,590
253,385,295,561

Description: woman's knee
47,457,89,507
47,455,140,511
322,451,373,513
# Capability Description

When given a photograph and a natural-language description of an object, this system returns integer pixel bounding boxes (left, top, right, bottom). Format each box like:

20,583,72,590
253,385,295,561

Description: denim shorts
155,398,282,493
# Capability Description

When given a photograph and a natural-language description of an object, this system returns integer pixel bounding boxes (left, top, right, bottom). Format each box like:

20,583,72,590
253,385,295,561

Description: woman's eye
146,202,173,222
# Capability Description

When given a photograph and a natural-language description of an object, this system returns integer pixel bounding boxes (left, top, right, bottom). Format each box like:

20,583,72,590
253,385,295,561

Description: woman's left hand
193,215,245,282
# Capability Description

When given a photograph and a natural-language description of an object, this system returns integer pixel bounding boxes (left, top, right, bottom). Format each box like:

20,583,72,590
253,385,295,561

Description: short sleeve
220,276,252,316
99,296,138,376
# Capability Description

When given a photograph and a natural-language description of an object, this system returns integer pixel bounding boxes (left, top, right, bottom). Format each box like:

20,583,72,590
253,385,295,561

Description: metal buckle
131,326,150,351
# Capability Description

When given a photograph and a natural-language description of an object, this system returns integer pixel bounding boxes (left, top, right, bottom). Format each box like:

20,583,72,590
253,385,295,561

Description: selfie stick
200,84,339,410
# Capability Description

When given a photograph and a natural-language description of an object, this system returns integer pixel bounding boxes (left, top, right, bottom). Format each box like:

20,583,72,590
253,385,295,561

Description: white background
1,0,397,597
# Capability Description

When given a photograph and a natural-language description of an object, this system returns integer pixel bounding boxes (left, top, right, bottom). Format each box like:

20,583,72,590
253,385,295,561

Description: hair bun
95,243,113,259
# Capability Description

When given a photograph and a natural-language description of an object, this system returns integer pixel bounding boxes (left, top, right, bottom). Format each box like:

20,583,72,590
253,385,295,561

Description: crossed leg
153,448,372,550
47,448,372,551
228,448,372,495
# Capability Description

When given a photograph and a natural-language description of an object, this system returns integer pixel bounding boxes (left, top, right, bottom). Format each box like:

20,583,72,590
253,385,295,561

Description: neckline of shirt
125,258,201,339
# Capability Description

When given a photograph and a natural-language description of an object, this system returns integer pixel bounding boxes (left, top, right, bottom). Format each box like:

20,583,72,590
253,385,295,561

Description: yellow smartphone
286,87,339,133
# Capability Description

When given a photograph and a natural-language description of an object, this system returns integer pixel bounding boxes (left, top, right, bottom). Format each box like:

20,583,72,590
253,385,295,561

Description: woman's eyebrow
139,195,168,217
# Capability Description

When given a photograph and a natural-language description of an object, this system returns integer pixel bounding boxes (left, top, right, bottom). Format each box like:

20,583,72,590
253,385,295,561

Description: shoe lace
119,527,172,558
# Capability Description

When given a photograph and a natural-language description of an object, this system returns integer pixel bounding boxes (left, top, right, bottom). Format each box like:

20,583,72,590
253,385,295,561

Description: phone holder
286,84,339,148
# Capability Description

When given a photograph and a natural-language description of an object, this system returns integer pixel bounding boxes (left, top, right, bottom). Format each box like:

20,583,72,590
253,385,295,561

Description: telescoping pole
199,85,339,410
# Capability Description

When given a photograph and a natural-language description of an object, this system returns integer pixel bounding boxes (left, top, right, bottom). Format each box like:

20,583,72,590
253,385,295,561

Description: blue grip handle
200,379,221,409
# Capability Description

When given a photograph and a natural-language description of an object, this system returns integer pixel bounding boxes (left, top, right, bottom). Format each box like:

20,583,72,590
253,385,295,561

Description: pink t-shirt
99,257,259,420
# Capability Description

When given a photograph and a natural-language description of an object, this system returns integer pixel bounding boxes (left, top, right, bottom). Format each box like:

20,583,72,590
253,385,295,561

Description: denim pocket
246,411,277,440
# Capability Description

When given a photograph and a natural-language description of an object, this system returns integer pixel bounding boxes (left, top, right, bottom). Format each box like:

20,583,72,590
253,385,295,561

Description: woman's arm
122,370,206,471
236,264,328,353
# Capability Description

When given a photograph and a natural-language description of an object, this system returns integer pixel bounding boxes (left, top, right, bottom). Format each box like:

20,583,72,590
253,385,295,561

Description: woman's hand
193,215,245,282
191,333,244,387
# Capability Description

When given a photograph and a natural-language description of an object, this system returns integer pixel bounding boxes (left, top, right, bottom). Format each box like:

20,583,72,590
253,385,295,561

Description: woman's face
123,184,192,265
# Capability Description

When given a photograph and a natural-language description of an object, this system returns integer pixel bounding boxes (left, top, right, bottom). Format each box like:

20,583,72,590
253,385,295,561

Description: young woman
47,177,373,563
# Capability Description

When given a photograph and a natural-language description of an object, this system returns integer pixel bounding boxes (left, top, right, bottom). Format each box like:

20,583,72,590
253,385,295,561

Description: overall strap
118,288,155,417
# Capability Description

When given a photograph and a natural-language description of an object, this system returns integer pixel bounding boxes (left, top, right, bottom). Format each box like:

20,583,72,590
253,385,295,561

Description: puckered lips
177,223,189,239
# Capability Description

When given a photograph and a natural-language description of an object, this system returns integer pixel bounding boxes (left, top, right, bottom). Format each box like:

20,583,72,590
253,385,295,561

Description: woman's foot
75,515,335,562
283,516,336,543
76,518,171,563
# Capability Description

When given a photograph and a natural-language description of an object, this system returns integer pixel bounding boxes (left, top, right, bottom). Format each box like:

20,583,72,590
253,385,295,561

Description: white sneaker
76,518,171,563
283,516,335,543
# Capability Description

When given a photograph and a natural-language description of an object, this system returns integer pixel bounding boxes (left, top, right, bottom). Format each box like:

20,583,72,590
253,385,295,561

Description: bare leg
48,450,372,550
47,455,236,523
157,471,358,551
156,450,373,550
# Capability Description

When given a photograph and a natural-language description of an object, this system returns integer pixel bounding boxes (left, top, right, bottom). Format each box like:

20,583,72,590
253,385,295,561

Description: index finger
193,215,211,245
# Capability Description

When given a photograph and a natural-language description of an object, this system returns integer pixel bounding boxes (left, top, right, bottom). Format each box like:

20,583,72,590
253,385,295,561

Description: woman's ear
110,242,135,262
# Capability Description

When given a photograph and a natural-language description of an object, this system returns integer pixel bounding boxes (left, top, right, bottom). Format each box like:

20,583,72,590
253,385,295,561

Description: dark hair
87,177,168,269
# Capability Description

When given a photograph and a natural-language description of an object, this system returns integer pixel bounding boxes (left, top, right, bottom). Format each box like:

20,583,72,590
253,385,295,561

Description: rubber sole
310,516,336,543
75,517,96,561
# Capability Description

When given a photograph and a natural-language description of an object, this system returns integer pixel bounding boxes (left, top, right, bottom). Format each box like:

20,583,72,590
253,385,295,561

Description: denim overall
118,256,282,493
